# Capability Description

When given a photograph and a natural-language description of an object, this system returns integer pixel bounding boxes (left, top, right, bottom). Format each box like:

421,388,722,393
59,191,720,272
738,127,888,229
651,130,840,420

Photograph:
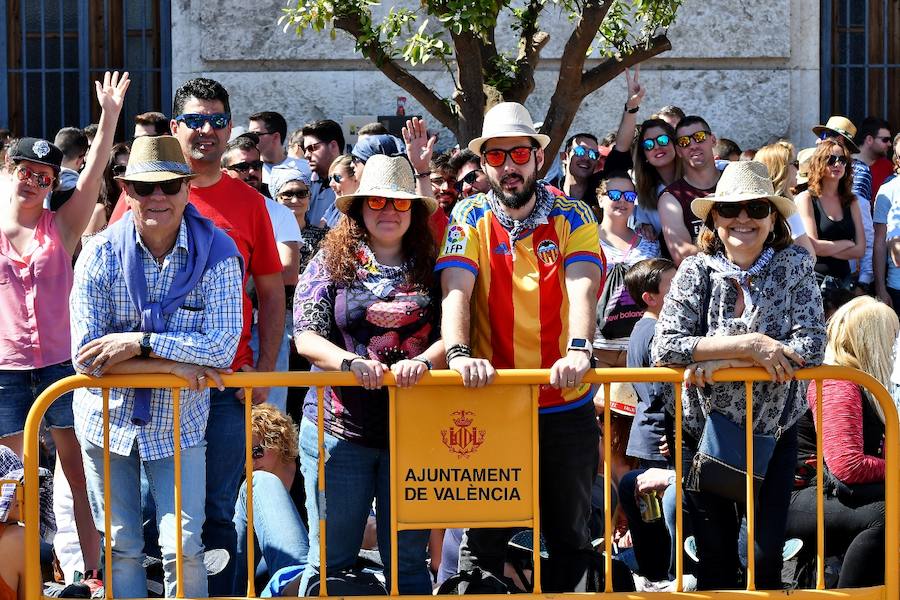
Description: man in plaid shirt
70,136,243,598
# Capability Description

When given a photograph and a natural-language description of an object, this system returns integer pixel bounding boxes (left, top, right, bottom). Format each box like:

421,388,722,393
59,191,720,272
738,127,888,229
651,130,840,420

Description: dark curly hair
806,140,855,206
321,198,436,289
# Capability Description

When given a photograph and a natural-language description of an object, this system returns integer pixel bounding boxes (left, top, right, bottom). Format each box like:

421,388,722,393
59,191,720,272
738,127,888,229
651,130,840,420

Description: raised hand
624,66,645,111
402,116,437,174
95,71,131,114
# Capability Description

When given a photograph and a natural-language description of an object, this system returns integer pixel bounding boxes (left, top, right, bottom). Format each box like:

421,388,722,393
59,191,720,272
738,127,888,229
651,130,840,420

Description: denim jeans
80,437,207,598
298,418,431,594
248,310,291,413
203,387,245,596
233,471,309,593
0,360,76,436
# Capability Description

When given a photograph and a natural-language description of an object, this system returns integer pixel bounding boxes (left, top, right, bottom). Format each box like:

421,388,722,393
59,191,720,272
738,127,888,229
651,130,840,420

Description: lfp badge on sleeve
392,384,536,526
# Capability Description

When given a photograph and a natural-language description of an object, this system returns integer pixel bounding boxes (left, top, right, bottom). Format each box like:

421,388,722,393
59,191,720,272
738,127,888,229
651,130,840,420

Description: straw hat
467,102,550,154
691,161,796,221
795,147,816,186
812,116,860,154
596,382,638,416
335,154,437,214
116,136,195,183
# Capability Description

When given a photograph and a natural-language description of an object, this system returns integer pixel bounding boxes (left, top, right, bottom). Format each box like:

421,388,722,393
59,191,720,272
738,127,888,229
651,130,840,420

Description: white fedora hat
335,154,437,214
691,161,796,222
468,102,551,154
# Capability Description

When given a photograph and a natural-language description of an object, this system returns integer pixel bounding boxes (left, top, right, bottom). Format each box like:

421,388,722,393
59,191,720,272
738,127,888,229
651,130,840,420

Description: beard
489,171,536,210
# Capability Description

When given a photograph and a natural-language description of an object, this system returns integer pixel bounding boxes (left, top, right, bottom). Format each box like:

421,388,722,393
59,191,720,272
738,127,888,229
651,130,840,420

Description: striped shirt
70,220,243,460
436,189,603,411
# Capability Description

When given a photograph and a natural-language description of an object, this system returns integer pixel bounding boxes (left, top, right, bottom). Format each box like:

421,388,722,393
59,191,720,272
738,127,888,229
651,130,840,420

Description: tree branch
580,34,672,95
334,13,456,130
553,0,612,94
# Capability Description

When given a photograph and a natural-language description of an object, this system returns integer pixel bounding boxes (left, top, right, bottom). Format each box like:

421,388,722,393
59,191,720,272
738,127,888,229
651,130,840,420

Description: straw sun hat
467,102,550,154
335,154,437,214
115,135,196,183
691,160,796,222
812,115,860,154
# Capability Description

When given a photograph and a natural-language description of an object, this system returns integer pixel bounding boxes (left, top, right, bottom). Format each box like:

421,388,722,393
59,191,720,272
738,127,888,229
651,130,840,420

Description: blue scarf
108,203,242,425
706,247,775,320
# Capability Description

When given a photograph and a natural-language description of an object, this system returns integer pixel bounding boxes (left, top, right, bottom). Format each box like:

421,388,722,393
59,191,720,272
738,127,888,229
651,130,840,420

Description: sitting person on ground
786,296,892,588
70,135,244,599
234,404,309,593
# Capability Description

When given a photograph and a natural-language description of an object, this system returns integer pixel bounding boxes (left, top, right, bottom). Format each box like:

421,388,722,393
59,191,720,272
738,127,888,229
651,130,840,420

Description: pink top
0,210,73,369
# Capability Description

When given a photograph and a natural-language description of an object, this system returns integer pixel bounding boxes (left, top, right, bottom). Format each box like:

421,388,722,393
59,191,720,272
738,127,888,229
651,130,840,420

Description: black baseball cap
9,137,63,174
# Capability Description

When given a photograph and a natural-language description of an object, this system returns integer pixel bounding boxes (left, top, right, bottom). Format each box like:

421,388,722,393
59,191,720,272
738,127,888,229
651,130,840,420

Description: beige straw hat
691,161,796,221
335,154,437,214
795,147,816,186
468,102,550,154
116,136,195,183
812,116,860,154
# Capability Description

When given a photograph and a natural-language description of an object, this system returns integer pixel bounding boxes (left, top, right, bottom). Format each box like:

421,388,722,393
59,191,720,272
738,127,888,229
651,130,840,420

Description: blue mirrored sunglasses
571,145,600,161
175,112,231,130
607,190,638,203
642,134,671,151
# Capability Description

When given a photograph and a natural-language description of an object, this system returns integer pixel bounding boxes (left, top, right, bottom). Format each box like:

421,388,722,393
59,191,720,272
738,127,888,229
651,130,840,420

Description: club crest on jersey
536,239,559,265
443,224,467,255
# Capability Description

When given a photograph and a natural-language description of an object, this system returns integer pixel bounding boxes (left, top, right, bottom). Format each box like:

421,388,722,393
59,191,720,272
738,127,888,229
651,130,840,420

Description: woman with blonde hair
785,296,893,588
755,140,815,255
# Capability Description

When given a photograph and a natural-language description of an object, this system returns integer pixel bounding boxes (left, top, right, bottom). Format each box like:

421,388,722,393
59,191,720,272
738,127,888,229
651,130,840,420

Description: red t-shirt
870,157,894,199
109,175,282,369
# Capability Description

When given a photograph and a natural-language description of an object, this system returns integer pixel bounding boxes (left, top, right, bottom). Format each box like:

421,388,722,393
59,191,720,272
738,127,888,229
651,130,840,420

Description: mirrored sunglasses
606,190,638,203
174,112,231,130
366,196,412,212
15,165,54,189
482,146,535,167
714,200,773,219
642,134,671,151
571,145,599,161
675,130,711,148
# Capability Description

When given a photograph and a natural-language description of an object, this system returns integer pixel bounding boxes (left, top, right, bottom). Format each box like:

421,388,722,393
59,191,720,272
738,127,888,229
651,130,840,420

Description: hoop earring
766,230,775,244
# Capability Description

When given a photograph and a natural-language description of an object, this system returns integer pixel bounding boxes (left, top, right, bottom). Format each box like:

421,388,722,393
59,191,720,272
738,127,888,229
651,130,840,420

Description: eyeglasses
14,165,54,189
278,189,310,200
304,141,325,154
482,146,536,167
675,130,711,148
174,112,231,130
225,160,263,173
253,130,276,137
112,164,127,177
606,190,638,203
714,200,773,219
130,179,186,197
642,134,671,151
827,154,849,167
571,145,599,161
251,445,265,459
366,196,412,212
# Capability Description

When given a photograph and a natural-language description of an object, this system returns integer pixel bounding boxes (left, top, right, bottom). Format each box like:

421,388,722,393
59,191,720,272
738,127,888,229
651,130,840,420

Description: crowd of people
0,64,899,599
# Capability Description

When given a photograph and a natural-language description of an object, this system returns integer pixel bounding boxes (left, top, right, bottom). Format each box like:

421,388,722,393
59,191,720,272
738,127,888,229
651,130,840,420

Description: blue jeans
298,419,431,594
248,310,291,413
0,360,76,437
233,471,309,593
203,387,246,596
80,437,207,598
618,469,683,581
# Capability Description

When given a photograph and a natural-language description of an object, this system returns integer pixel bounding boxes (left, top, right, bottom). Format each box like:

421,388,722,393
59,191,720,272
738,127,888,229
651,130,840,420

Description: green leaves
402,19,453,65
592,0,683,58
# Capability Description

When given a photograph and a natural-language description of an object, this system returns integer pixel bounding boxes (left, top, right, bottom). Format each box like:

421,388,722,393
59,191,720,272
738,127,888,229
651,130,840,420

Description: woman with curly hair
293,154,444,594
632,118,680,241
795,140,866,313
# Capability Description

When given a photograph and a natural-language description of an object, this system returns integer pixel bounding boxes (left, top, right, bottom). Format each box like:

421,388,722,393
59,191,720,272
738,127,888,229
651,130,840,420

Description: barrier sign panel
394,384,535,525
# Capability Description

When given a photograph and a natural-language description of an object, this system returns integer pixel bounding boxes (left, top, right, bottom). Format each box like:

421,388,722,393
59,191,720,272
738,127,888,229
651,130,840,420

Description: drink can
638,490,662,522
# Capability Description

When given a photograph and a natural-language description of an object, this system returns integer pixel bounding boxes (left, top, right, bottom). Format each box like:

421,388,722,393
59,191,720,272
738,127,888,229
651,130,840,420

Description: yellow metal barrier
20,367,899,600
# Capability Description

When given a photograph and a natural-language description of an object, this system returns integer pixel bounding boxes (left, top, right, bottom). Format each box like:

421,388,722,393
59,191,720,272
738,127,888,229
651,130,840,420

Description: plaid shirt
70,220,243,460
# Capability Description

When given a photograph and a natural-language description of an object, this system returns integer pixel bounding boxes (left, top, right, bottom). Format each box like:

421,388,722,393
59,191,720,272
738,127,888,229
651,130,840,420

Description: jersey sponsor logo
443,224,468,255
536,239,560,265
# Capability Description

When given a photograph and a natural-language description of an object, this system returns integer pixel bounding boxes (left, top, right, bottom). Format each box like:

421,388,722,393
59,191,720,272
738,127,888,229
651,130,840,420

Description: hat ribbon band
125,160,192,177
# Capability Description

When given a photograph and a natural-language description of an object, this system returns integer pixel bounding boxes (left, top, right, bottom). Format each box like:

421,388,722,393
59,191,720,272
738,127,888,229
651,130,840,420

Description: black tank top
811,196,854,278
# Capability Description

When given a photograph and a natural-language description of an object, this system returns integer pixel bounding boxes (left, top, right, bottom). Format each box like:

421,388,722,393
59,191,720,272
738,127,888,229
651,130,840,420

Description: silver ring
197,375,206,380
775,364,784,370
362,372,370,377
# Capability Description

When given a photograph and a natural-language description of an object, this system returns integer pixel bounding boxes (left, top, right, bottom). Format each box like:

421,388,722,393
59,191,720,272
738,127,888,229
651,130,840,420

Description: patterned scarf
0,445,55,543
706,247,775,319
354,242,410,299
487,180,555,260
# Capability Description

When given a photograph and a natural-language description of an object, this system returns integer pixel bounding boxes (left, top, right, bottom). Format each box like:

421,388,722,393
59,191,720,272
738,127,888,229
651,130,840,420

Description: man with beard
436,102,603,592
658,115,721,264
429,152,459,214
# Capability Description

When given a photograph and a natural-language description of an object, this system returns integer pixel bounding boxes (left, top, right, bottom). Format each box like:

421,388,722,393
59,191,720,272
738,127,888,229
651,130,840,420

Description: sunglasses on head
15,165,55,189
827,154,849,167
482,146,535,168
642,134,671,151
571,145,600,161
278,189,310,200
675,130,711,148
606,189,638,203
225,160,263,173
366,196,412,212
130,179,186,197
714,200,773,219
174,112,231,130
251,445,265,459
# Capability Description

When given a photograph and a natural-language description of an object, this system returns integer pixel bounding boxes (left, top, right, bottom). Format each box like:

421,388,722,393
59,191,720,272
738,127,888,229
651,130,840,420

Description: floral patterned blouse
293,245,439,448
652,246,826,440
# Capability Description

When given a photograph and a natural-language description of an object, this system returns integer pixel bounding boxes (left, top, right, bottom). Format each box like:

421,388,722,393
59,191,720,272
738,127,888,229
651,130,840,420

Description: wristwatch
625,104,640,114
139,332,152,358
566,338,592,354
341,356,362,371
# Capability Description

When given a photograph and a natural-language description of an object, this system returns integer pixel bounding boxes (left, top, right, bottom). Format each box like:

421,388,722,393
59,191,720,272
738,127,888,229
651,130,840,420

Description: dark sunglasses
459,169,483,185
15,165,54,189
225,160,263,173
675,130,711,148
367,196,412,212
130,179,186,197
174,112,231,130
878,136,892,143
642,134,671,151
571,145,599,161
714,200,773,219
111,164,127,176
251,445,265,459
328,173,344,185
278,189,310,200
606,189,638,203
791,159,799,168
482,146,535,167
827,154,849,167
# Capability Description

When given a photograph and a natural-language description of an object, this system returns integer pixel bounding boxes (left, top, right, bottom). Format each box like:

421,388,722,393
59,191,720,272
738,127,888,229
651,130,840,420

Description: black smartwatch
341,356,362,371
139,332,152,358
625,104,639,114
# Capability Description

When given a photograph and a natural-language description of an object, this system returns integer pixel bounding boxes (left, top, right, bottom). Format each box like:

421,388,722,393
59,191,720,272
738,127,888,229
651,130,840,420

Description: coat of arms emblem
441,410,485,458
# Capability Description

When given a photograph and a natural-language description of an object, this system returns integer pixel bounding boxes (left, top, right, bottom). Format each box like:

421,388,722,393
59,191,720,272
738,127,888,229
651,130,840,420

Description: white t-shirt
264,196,302,243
